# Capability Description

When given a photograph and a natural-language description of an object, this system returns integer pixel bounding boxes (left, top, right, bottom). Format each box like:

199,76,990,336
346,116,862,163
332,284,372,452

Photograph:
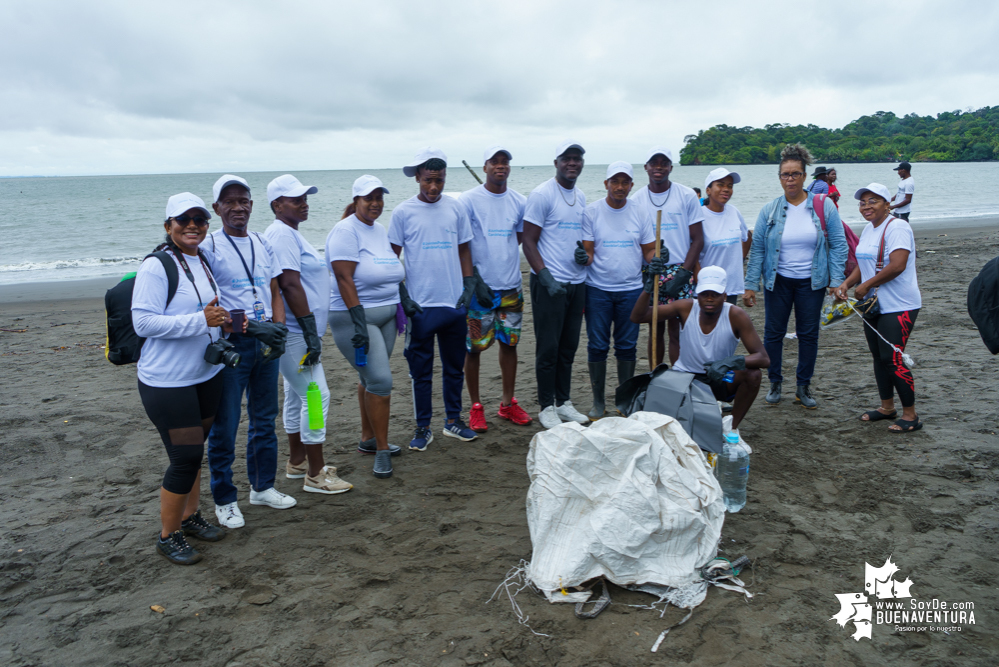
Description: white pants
279,331,330,445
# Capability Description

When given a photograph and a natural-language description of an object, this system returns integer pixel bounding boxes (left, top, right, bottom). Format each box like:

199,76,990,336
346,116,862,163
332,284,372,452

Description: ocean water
1,162,997,285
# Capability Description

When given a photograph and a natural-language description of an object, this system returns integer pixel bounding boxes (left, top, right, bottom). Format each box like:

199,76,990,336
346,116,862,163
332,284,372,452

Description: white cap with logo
403,147,448,177
645,146,674,164
695,265,728,295
704,168,741,192
555,140,585,158
854,183,892,202
212,174,251,204
483,145,512,163
165,192,212,221
352,175,389,198
605,161,634,180
267,174,318,204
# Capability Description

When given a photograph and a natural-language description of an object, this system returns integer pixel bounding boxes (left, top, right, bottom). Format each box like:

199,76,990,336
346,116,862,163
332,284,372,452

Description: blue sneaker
442,418,478,442
409,426,434,452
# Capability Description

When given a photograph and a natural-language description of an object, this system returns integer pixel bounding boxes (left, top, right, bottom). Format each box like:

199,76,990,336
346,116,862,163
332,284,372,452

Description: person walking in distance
634,147,705,367
459,146,533,432
579,161,657,419
890,162,914,221
522,141,591,429
204,175,296,529
826,168,842,208
389,147,481,451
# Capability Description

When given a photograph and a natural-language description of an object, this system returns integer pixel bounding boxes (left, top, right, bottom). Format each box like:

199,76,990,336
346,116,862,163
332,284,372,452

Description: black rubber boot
588,361,607,420
616,359,637,386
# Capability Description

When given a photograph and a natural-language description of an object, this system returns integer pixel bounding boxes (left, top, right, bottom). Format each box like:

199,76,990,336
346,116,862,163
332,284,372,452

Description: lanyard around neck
171,248,218,306
223,232,259,299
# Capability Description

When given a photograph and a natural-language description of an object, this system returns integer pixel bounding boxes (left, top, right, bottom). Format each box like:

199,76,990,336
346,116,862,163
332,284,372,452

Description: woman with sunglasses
744,144,847,409
133,193,243,565
327,176,406,479
833,184,921,432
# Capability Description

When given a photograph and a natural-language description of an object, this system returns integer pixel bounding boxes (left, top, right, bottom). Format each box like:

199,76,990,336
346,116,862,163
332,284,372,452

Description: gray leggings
329,304,398,396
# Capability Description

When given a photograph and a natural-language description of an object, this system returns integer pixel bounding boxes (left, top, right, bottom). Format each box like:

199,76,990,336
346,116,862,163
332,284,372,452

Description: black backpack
104,251,179,365
968,255,999,355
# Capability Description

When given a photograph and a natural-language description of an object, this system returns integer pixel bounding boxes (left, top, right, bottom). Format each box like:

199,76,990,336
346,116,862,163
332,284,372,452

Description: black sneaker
357,437,402,456
765,382,782,404
181,510,226,542
156,530,202,565
373,450,393,479
795,384,818,409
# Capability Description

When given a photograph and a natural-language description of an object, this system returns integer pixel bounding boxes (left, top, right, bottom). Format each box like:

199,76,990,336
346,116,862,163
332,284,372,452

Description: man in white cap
201,176,295,529
522,140,590,428
634,147,705,367
458,146,533,433
578,161,657,419
630,265,769,431
389,147,481,451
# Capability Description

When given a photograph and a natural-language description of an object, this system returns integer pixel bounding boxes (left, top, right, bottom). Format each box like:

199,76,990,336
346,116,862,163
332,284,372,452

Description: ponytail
341,201,357,220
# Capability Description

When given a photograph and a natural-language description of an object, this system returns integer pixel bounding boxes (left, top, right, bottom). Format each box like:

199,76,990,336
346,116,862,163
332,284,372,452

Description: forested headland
679,107,999,165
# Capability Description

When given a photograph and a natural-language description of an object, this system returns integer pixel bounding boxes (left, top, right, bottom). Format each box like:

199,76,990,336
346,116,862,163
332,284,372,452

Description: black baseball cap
893,162,912,171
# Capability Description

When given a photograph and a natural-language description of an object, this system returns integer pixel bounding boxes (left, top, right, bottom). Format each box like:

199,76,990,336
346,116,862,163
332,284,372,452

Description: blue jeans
763,274,826,386
207,334,280,505
585,286,644,362
404,306,467,426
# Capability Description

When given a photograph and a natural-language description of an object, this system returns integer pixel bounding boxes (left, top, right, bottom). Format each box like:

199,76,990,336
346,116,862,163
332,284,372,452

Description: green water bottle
307,381,324,430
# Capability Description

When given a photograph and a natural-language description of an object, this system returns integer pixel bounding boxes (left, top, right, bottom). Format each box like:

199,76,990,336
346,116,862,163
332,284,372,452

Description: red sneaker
469,403,488,432
498,397,533,425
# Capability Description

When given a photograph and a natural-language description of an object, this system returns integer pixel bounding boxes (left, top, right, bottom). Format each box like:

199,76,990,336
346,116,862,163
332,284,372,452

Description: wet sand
1,221,998,666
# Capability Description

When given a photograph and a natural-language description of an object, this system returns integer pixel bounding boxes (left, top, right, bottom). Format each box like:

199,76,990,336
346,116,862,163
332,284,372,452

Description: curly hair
779,143,813,173
416,158,447,176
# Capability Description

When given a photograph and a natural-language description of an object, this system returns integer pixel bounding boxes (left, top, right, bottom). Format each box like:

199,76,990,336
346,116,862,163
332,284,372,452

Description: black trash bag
968,255,999,355
616,365,724,454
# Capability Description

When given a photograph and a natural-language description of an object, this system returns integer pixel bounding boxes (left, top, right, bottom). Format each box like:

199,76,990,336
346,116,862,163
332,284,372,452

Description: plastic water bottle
306,381,324,430
724,370,735,383
355,348,367,367
716,431,749,512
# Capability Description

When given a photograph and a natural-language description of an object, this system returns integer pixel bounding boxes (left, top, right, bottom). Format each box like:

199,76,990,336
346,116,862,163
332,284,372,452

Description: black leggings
138,373,224,494
863,309,918,408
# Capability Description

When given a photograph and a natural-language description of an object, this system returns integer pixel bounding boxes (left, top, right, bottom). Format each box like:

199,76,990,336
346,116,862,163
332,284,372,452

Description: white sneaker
556,400,590,424
538,405,563,429
215,502,245,529
249,487,298,509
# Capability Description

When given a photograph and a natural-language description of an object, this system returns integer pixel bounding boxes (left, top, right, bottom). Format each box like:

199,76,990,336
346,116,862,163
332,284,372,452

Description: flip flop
889,418,922,433
861,409,897,422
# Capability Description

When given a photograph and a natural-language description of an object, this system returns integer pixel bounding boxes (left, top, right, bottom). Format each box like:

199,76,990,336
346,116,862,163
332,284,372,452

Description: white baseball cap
267,174,318,204
165,192,211,221
212,174,251,204
695,266,728,295
645,146,674,164
555,140,585,158
704,168,741,192
483,145,512,163
352,175,389,198
403,146,448,177
605,161,634,180
854,183,892,202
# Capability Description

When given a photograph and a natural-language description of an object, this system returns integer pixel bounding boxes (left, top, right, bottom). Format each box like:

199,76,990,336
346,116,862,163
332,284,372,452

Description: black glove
537,268,566,298
399,282,423,317
348,305,369,353
295,313,322,366
704,355,746,383
457,275,478,309
472,267,494,308
574,241,589,266
246,319,288,358
661,267,693,300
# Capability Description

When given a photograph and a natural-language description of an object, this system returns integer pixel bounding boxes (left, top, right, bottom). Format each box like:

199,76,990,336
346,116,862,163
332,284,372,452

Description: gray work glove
661,266,693,300
574,241,589,266
348,305,369,353
704,355,746,383
295,313,322,366
245,319,288,357
399,282,423,317
472,267,494,308
537,267,566,298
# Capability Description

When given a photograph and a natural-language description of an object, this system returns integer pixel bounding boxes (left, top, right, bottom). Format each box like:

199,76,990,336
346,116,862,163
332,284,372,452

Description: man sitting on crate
630,266,769,430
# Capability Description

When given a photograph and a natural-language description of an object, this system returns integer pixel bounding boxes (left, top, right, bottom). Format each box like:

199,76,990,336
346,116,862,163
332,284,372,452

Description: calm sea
1,162,997,285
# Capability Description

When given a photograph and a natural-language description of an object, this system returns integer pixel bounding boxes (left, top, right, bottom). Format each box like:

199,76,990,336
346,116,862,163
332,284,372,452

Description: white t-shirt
523,177,588,284
582,198,655,292
700,204,749,294
263,220,331,334
856,217,921,313
132,251,223,388
633,182,705,267
388,195,473,308
892,177,914,214
203,230,282,321
777,201,818,279
326,215,406,311
459,184,526,291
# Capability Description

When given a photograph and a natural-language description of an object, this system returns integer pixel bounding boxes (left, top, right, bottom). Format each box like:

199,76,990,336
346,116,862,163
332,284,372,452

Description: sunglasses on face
173,214,210,227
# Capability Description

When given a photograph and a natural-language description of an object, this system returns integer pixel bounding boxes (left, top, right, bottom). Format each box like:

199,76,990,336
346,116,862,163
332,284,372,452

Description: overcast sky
2,0,997,176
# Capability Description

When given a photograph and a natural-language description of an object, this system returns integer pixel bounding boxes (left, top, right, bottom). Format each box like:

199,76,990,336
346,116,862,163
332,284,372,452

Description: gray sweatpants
328,304,398,397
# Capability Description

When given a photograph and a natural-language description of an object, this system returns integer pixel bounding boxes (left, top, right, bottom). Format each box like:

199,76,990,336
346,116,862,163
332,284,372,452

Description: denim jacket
744,194,847,292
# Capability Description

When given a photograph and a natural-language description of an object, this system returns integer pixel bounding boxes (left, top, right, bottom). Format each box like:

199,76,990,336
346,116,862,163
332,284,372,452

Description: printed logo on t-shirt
372,257,401,265
231,276,267,290
603,240,635,249
422,240,454,250
557,220,582,230
711,235,741,247
488,228,513,238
